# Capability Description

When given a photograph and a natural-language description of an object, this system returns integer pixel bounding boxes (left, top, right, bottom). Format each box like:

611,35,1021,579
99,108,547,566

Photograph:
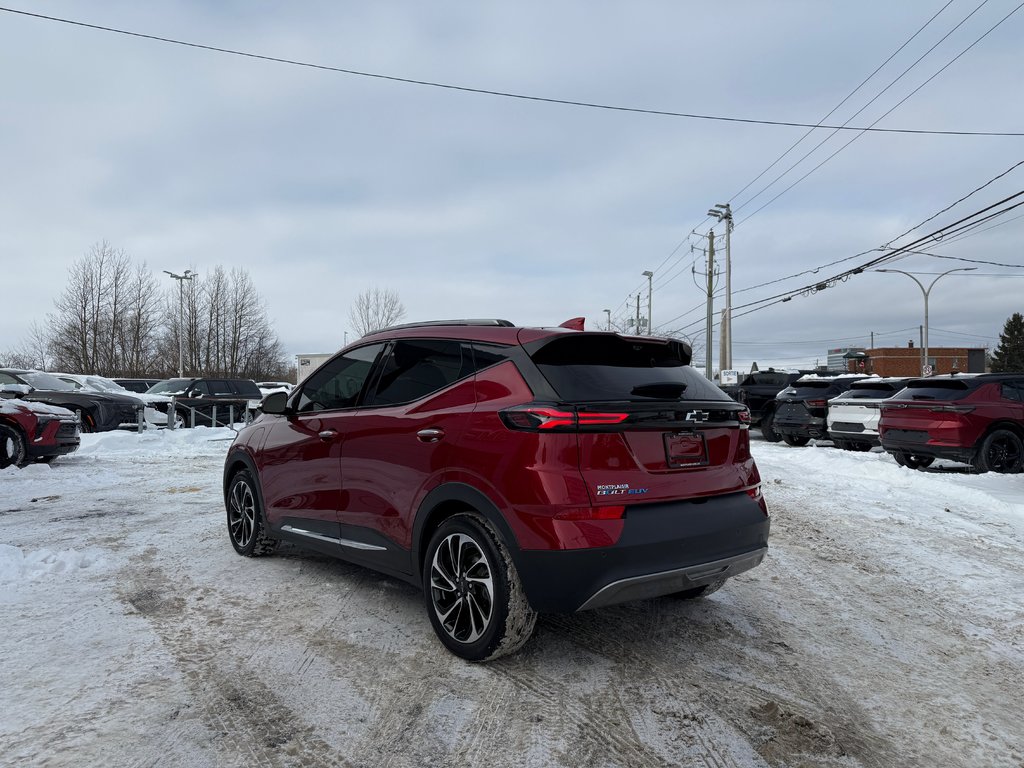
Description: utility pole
635,295,641,334
163,270,195,378
642,271,653,335
708,203,733,370
603,308,611,331
706,230,715,380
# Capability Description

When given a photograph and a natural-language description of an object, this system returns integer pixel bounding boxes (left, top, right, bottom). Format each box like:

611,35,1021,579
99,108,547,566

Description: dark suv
223,320,770,661
878,373,1024,472
147,377,263,427
773,374,868,446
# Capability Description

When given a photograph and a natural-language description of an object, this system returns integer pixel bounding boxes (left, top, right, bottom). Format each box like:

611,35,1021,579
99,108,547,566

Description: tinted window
20,371,75,391
296,344,384,413
1001,382,1024,402
367,340,471,406
890,380,973,402
230,380,262,398
471,343,514,372
741,372,795,387
148,379,192,395
530,335,726,402
783,381,836,398
841,381,905,399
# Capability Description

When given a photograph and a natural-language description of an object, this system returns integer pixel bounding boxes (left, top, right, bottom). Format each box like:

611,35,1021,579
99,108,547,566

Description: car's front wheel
0,423,27,469
972,429,1024,474
226,470,278,556
760,412,782,442
423,513,537,662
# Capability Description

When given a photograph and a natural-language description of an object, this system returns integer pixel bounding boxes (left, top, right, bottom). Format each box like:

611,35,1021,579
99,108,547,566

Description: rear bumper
775,415,828,439
881,437,975,464
514,491,770,613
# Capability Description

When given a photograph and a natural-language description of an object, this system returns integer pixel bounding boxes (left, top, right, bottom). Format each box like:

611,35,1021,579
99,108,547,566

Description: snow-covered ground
1,429,1021,767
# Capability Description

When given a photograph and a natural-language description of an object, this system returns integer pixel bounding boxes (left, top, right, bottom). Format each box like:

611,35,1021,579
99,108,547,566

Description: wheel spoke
429,529,495,645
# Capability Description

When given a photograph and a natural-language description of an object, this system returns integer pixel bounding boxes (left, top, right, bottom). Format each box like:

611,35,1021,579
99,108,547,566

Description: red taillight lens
500,405,628,431
738,408,751,426
806,399,827,408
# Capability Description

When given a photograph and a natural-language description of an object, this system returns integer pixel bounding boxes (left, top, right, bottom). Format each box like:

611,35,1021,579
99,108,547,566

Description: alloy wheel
228,478,257,549
429,533,494,644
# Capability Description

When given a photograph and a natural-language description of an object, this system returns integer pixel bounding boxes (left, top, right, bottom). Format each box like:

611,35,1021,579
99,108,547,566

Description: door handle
417,428,445,443
318,429,338,441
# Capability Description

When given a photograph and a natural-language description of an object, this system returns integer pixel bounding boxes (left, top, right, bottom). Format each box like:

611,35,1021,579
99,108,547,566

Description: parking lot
1,429,1021,768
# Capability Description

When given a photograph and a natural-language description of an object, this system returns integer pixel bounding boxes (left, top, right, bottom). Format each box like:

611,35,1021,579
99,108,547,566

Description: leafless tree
348,287,406,337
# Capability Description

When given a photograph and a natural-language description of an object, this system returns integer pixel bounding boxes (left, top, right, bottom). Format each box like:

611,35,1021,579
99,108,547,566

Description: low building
827,346,864,372
295,353,333,383
846,344,986,377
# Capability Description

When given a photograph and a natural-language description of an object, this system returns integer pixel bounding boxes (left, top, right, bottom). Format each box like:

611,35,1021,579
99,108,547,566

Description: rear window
529,335,727,402
741,372,795,387
841,382,905,399
890,380,973,402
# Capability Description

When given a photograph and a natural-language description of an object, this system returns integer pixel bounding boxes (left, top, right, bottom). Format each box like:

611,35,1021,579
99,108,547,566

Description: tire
0,423,27,469
423,513,538,662
226,470,278,556
972,429,1024,474
782,434,810,447
672,578,727,600
74,409,96,433
894,451,934,470
173,409,187,429
760,412,782,442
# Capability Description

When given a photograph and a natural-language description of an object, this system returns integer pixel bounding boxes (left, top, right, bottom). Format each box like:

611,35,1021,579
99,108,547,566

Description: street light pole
641,271,653,335
877,267,976,375
163,270,195,377
708,203,733,370
603,308,611,331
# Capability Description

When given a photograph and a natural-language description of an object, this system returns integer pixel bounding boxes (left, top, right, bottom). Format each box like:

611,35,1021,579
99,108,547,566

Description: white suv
827,377,911,451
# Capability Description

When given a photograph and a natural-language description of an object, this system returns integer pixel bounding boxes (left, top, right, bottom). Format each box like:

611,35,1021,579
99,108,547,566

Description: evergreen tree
990,312,1024,372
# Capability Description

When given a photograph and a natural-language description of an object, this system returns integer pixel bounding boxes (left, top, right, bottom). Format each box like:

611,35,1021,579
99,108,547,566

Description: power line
2,6,1022,137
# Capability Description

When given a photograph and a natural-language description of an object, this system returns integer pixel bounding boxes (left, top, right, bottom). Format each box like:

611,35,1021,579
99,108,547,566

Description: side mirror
262,390,289,414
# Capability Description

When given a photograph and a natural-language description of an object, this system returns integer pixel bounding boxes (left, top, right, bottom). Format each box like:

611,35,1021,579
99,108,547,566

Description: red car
223,320,770,660
878,373,1024,472
0,395,81,468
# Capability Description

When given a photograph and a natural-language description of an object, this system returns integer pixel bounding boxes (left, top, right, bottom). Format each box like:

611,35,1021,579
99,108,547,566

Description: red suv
878,373,1024,472
223,320,770,660
1,394,81,468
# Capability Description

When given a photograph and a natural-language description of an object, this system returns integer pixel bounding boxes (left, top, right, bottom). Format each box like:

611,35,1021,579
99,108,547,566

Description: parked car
148,377,263,427
0,369,141,432
827,377,912,451
223,319,770,661
773,374,869,446
52,373,172,428
113,378,163,394
721,369,815,442
878,373,1024,472
256,381,293,397
0,394,80,468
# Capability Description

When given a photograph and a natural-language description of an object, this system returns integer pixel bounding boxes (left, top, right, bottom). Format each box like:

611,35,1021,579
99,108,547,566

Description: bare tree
349,287,406,337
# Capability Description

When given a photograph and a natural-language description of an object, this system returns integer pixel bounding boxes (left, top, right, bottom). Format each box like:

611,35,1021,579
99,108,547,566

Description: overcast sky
2,1,1022,373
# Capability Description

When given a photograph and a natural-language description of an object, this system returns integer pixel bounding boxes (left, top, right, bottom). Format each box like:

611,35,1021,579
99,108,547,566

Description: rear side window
366,340,473,406
231,380,262,398
529,335,726,402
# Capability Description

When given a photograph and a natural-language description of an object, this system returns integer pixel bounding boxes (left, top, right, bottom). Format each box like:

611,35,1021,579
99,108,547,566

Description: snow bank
0,543,106,583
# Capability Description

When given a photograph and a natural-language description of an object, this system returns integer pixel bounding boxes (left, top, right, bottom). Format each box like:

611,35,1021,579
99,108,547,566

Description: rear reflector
554,505,626,521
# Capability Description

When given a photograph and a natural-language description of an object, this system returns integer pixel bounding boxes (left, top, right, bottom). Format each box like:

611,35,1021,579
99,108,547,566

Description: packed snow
0,428,1021,767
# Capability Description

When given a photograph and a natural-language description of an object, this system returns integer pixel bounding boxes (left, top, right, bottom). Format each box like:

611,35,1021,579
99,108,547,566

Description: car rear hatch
517,333,757,505
880,379,977,440
775,380,835,424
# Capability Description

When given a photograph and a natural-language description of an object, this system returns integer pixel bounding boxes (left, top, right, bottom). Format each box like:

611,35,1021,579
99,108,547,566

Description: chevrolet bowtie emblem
685,410,709,423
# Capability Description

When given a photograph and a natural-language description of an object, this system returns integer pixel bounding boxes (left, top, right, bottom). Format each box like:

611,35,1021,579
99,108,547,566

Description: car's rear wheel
894,452,934,470
782,434,810,447
226,470,278,556
972,429,1024,474
760,412,782,442
423,513,537,662
0,423,27,469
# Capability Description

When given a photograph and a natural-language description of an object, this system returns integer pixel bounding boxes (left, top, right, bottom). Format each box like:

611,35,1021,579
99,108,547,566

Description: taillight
500,405,628,432
934,405,975,414
806,399,827,408
738,408,751,427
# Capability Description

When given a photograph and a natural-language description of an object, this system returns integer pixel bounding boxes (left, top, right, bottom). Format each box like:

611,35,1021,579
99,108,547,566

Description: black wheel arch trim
412,482,523,590
223,448,272,532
